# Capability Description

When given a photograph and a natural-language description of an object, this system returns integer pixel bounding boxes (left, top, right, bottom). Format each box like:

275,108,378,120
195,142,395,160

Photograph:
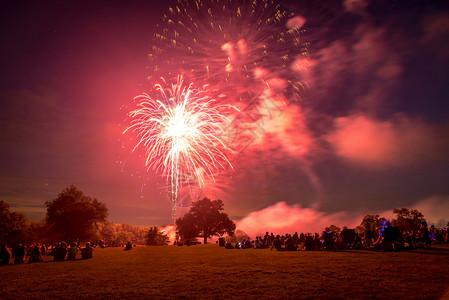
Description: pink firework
123,76,237,217
149,0,308,105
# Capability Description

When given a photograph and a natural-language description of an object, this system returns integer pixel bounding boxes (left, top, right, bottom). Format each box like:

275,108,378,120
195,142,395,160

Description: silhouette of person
0,243,12,265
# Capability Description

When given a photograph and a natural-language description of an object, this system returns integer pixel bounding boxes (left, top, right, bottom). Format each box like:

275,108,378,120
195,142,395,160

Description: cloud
325,114,439,168
287,15,306,29
422,13,449,58
343,0,368,14
234,194,449,239
249,95,314,159
235,201,360,237
308,23,405,115
412,195,449,227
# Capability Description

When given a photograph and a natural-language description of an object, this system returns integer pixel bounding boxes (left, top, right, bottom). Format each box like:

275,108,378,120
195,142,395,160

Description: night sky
1,0,448,235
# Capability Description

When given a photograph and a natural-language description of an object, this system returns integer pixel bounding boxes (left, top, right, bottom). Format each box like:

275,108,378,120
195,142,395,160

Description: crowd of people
0,241,94,265
225,221,448,251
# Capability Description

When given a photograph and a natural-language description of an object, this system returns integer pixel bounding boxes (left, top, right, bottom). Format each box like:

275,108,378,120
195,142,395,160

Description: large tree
392,208,425,232
0,200,28,241
175,198,236,244
358,214,386,234
45,185,108,242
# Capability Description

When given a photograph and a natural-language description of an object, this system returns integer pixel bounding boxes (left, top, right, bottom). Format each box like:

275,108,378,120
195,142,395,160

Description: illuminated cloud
343,0,368,14
326,114,439,168
236,201,359,237
412,195,449,227
234,195,449,239
250,95,314,158
422,13,449,58
286,15,306,29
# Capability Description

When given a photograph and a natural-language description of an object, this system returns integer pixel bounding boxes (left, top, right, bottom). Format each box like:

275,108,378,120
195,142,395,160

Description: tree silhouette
175,198,236,244
358,214,386,232
45,185,108,242
392,208,425,232
0,200,28,241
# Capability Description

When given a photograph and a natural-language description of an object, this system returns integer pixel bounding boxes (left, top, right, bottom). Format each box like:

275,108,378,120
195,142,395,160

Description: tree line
2,185,446,246
0,185,169,246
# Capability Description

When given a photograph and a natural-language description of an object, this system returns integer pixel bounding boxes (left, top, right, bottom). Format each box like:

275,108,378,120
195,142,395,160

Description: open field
2,244,449,299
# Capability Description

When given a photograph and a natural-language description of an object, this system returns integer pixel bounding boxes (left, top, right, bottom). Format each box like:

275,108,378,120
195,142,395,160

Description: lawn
1,244,449,299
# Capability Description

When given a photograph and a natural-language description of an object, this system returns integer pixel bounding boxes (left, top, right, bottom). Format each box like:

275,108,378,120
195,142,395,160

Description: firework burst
123,76,237,218
150,0,308,105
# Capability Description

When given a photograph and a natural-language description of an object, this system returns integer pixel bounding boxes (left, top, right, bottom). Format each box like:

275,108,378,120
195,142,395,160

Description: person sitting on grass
124,241,133,251
225,242,234,249
244,238,252,249
67,242,80,260
0,243,12,265
28,244,44,263
304,234,315,251
285,234,297,251
271,235,284,251
52,242,69,261
13,244,26,264
81,242,93,259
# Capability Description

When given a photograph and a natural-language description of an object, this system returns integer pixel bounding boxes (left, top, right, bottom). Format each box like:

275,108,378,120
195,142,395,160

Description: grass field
2,244,449,299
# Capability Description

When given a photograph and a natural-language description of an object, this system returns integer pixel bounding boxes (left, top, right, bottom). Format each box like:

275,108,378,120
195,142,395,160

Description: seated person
285,236,297,251
124,242,133,251
81,242,93,259
28,244,43,263
13,244,26,264
67,242,79,260
53,242,68,261
304,234,315,251
271,235,284,251
225,242,234,249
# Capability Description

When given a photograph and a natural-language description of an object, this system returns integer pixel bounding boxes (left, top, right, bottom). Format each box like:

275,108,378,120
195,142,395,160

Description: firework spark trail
123,76,238,218
150,0,308,105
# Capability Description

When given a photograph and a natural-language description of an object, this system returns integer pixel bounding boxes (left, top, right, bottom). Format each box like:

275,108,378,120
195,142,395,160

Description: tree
114,231,134,245
328,225,341,233
98,221,117,244
175,198,236,244
146,226,170,245
45,185,108,242
359,214,386,233
392,208,425,232
0,200,28,241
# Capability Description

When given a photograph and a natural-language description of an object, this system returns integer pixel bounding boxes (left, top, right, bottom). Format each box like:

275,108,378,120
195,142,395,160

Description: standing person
419,222,432,248
40,244,47,256
323,228,334,251
0,243,12,265
67,242,80,260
